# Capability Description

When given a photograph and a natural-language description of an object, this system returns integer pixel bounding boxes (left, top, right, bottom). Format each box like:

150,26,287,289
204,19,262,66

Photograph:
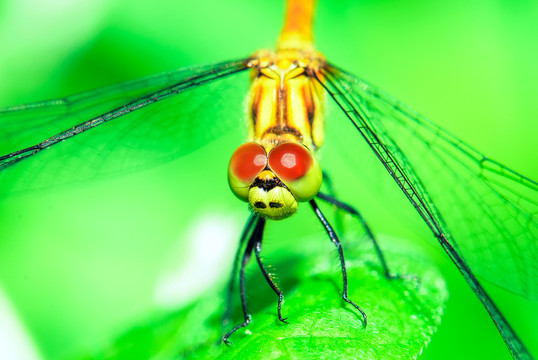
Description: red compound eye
229,142,267,183
268,142,313,181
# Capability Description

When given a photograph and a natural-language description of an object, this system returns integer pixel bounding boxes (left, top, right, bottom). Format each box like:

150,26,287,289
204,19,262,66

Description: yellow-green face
228,141,322,220
246,171,299,220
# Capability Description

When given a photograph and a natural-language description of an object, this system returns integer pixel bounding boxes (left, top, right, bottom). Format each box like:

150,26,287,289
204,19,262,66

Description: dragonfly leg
320,171,344,232
222,215,264,345
253,228,288,324
316,191,406,281
309,199,367,327
222,213,258,328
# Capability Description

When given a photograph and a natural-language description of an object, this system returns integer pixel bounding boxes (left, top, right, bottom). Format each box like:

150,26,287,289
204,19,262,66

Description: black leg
316,192,399,280
321,171,336,196
321,171,344,233
222,213,258,327
309,198,367,327
253,225,288,323
222,215,264,345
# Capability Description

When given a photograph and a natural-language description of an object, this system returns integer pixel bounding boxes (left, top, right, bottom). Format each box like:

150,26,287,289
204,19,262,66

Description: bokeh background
0,0,537,359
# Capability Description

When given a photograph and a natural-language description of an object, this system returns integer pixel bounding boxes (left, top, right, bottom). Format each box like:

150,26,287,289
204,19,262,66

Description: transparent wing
0,59,251,195
321,65,538,300
316,65,536,359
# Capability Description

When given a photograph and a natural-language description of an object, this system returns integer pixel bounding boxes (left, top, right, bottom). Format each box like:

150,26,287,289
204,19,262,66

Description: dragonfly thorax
246,49,326,152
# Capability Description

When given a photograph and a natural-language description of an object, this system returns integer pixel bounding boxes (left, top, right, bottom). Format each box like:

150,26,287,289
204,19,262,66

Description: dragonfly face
228,50,324,220
228,141,322,219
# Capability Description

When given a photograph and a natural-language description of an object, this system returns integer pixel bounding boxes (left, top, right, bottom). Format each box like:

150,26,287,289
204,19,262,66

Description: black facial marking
254,201,267,209
269,202,283,208
252,177,279,191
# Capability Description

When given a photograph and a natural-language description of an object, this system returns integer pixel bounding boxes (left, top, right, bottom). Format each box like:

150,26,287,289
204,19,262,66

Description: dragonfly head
228,142,322,220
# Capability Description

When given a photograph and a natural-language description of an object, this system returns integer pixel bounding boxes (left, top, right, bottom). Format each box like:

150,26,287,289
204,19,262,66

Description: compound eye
229,142,267,182
268,142,312,181
268,142,322,201
228,142,267,201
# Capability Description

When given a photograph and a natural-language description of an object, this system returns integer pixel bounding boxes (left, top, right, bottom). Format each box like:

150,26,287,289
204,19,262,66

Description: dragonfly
0,0,536,358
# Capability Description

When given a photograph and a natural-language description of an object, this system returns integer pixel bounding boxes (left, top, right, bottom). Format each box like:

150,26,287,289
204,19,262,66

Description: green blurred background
0,0,537,359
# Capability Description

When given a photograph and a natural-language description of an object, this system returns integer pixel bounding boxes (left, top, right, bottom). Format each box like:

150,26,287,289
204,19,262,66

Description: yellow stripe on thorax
247,52,325,152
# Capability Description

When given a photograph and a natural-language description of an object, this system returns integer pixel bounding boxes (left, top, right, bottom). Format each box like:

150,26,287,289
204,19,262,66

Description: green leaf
75,240,447,360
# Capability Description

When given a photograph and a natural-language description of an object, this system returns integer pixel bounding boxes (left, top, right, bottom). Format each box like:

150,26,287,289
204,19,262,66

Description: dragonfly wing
0,59,251,195
316,65,536,359
320,65,537,300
